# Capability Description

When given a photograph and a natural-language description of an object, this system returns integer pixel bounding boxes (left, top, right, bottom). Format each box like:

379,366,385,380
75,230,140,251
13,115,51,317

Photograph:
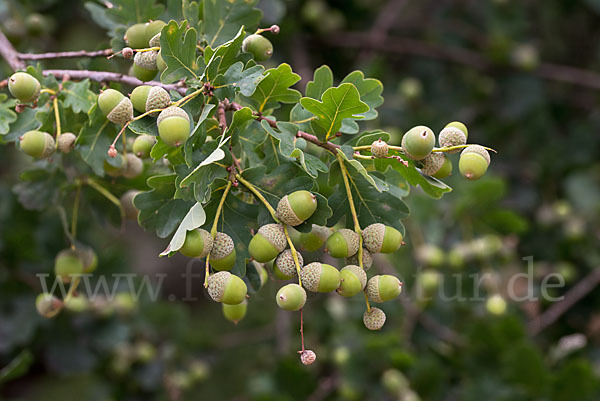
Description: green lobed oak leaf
372,156,452,199
350,130,391,147
77,104,117,176
238,120,269,167
127,116,159,136
260,120,327,178
184,103,217,166
327,166,408,234
182,0,200,30
241,63,301,113
305,65,334,100
202,0,262,48
341,70,384,121
213,62,265,99
204,27,246,81
60,80,96,114
2,107,40,143
150,137,185,165
331,148,383,192
289,103,315,134
134,174,195,238
300,83,369,142
179,134,231,188
105,0,164,25
227,106,254,145
159,20,202,84
0,94,17,135
159,202,206,256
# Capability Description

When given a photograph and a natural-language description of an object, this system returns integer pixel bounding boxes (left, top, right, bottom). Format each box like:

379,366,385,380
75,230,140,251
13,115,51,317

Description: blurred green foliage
1,0,600,400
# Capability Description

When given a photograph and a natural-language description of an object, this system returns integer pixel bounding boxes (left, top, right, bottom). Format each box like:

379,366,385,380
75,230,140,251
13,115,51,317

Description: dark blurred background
1,0,600,400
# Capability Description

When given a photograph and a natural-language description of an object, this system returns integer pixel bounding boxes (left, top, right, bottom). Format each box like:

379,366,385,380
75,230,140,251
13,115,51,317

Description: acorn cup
248,224,287,263
130,85,171,114
361,223,403,254
300,262,340,293
98,89,133,125
438,121,468,152
209,232,236,271
371,139,389,158
276,190,318,226
363,307,386,330
366,275,403,303
207,271,247,305
275,249,303,278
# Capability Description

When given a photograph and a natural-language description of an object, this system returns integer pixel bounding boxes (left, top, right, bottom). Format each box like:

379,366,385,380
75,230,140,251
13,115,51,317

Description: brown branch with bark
19,49,113,60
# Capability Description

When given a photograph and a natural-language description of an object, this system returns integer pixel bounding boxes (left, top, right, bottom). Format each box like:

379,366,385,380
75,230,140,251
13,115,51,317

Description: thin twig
0,30,25,70
18,49,113,60
528,268,600,336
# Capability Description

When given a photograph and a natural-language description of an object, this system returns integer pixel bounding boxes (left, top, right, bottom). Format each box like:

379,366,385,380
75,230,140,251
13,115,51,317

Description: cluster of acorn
178,189,404,332
369,121,492,181
122,20,275,82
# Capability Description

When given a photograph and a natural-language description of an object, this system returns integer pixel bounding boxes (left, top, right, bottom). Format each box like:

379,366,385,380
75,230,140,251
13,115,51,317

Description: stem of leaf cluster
336,153,370,311
53,96,61,146
40,88,56,96
235,174,278,221
85,177,125,221
283,224,303,286
64,277,81,304
173,88,203,108
205,181,233,287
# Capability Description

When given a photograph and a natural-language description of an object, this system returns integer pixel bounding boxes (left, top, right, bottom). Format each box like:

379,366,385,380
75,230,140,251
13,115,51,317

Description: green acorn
207,271,247,305
297,225,330,251
276,283,306,311
275,249,303,278
8,72,40,103
209,232,236,271
130,85,171,114
366,275,403,303
76,246,98,273
242,34,273,62
401,125,435,160
459,145,491,180
180,228,213,258
438,122,468,153
421,153,449,177
125,23,148,49
132,63,157,82
345,248,373,270
19,130,55,158
134,50,158,71
363,307,386,330
145,20,165,44
337,265,367,297
57,132,77,154
156,50,167,72
276,190,318,226
300,262,340,293
433,155,453,179
371,139,389,158
120,189,140,220
36,293,63,318
122,153,143,179
54,249,84,283
157,106,190,147
362,223,403,254
222,299,247,324
98,89,133,125
326,229,359,258
132,134,157,158
248,224,287,263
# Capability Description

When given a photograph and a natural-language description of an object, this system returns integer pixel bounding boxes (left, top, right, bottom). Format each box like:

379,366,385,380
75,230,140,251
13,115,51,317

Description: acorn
125,23,148,49
361,223,403,254
122,153,143,178
401,125,435,160
276,190,318,226
134,50,158,71
363,307,386,330
179,228,213,258
420,153,447,177
209,232,236,271
57,132,77,153
156,50,167,72
326,229,359,258
222,299,247,324
54,249,84,283
432,155,453,179
459,145,490,180
276,283,306,311
438,121,468,153
120,189,140,220
98,89,133,125
35,293,63,318
19,130,55,158
8,72,40,103
297,225,330,251
157,106,190,147
300,262,340,293
76,245,98,273
145,20,166,44
275,249,303,278
207,271,247,305
366,275,403,303
130,85,171,114
345,248,373,270
132,64,157,82
132,134,157,158
242,34,273,62
337,265,367,297
248,223,287,263
371,139,389,158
